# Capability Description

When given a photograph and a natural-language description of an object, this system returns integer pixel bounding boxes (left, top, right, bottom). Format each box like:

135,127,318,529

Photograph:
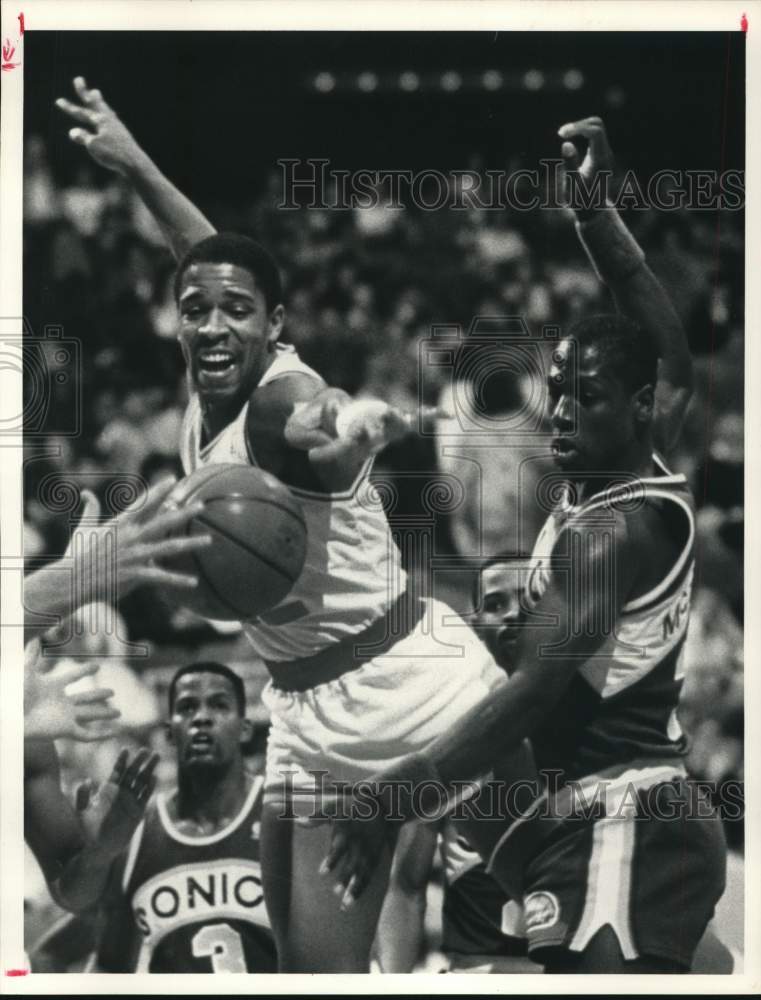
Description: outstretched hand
65,477,213,603
75,748,159,859
286,394,452,465
557,116,614,213
56,76,145,176
23,477,212,639
24,639,121,743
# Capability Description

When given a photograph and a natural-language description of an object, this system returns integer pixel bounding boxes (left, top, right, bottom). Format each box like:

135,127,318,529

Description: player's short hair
565,313,659,394
168,661,246,716
471,552,527,610
174,233,283,311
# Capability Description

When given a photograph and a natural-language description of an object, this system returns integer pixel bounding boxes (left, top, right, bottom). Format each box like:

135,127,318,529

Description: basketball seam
200,494,307,531
174,464,228,504
193,514,298,586
185,525,255,620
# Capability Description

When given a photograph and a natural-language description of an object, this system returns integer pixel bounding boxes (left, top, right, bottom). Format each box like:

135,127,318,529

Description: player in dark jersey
324,117,728,973
379,556,736,974
93,662,275,972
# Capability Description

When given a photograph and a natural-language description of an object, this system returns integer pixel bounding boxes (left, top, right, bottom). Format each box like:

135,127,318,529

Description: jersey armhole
622,491,695,614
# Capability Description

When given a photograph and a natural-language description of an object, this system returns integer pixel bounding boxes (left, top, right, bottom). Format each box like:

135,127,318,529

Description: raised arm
56,77,215,260
559,117,694,455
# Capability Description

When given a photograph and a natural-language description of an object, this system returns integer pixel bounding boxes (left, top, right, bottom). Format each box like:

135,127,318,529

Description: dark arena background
22,30,744,970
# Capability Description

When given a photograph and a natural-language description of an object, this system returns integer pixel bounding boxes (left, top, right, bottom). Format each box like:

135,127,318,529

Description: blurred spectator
24,135,59,227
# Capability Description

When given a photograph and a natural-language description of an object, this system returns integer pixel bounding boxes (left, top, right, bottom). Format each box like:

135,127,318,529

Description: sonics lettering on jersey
132,860,267,945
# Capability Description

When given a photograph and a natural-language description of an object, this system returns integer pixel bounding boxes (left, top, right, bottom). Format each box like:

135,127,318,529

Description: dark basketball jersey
440,823,526,958
524,454,695,787
97,776,275,973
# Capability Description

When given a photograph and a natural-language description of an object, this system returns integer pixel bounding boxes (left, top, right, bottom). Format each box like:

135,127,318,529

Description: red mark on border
5,969,29,977
741,12,748,32
18,12,25,34
2,38,20,71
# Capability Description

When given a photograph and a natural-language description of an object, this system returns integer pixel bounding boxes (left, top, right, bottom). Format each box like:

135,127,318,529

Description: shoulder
559,501,635,554
556,503,641,607
246,372,333,489
561,495,683,607
251,370,327,408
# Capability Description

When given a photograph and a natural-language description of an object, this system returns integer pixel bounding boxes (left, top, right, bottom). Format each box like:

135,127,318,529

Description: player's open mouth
197,350,237,379
189,733,215,753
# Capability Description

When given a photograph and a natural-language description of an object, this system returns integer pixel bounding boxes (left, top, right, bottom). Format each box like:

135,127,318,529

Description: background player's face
474,564,523,669
169,671,251,770
178,262,283,404
547,338,645,473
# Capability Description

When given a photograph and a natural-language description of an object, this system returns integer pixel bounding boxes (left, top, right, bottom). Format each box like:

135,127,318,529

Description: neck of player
571,436,656,503
199,391,248,445
175,757,251,832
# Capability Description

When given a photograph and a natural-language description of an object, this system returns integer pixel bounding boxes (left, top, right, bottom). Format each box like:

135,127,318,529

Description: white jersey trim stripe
122,816,146,892
156,775,263,847
622,490,694,613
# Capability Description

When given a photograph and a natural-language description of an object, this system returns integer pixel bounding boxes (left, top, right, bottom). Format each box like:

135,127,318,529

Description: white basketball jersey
180,344,406,661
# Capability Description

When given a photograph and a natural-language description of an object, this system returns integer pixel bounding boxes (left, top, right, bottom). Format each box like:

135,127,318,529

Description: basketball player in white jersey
324,119,728,972
56,77,514,971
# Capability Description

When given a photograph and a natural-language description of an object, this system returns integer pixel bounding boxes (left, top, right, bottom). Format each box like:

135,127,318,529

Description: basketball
162,464,308,621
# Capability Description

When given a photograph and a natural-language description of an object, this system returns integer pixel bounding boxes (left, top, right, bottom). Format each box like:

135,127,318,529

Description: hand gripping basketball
161,464,308,621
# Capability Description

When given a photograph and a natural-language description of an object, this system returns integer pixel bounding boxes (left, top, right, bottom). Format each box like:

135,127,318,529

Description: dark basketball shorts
491,778,727,969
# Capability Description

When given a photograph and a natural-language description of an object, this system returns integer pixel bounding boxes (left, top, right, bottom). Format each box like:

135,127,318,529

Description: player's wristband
334,399,393,455
575,203,646,284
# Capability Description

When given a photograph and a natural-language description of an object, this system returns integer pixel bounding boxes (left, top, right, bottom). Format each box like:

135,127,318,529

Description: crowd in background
22,133,745,953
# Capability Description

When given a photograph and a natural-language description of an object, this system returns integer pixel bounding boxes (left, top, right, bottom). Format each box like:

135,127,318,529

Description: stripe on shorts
569,815,638,959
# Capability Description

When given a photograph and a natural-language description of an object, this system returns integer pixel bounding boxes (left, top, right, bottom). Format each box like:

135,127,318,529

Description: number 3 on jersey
192,922,247,972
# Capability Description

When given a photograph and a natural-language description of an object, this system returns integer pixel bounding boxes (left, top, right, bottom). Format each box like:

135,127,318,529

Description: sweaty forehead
180,262,259,296
174,671,237,701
